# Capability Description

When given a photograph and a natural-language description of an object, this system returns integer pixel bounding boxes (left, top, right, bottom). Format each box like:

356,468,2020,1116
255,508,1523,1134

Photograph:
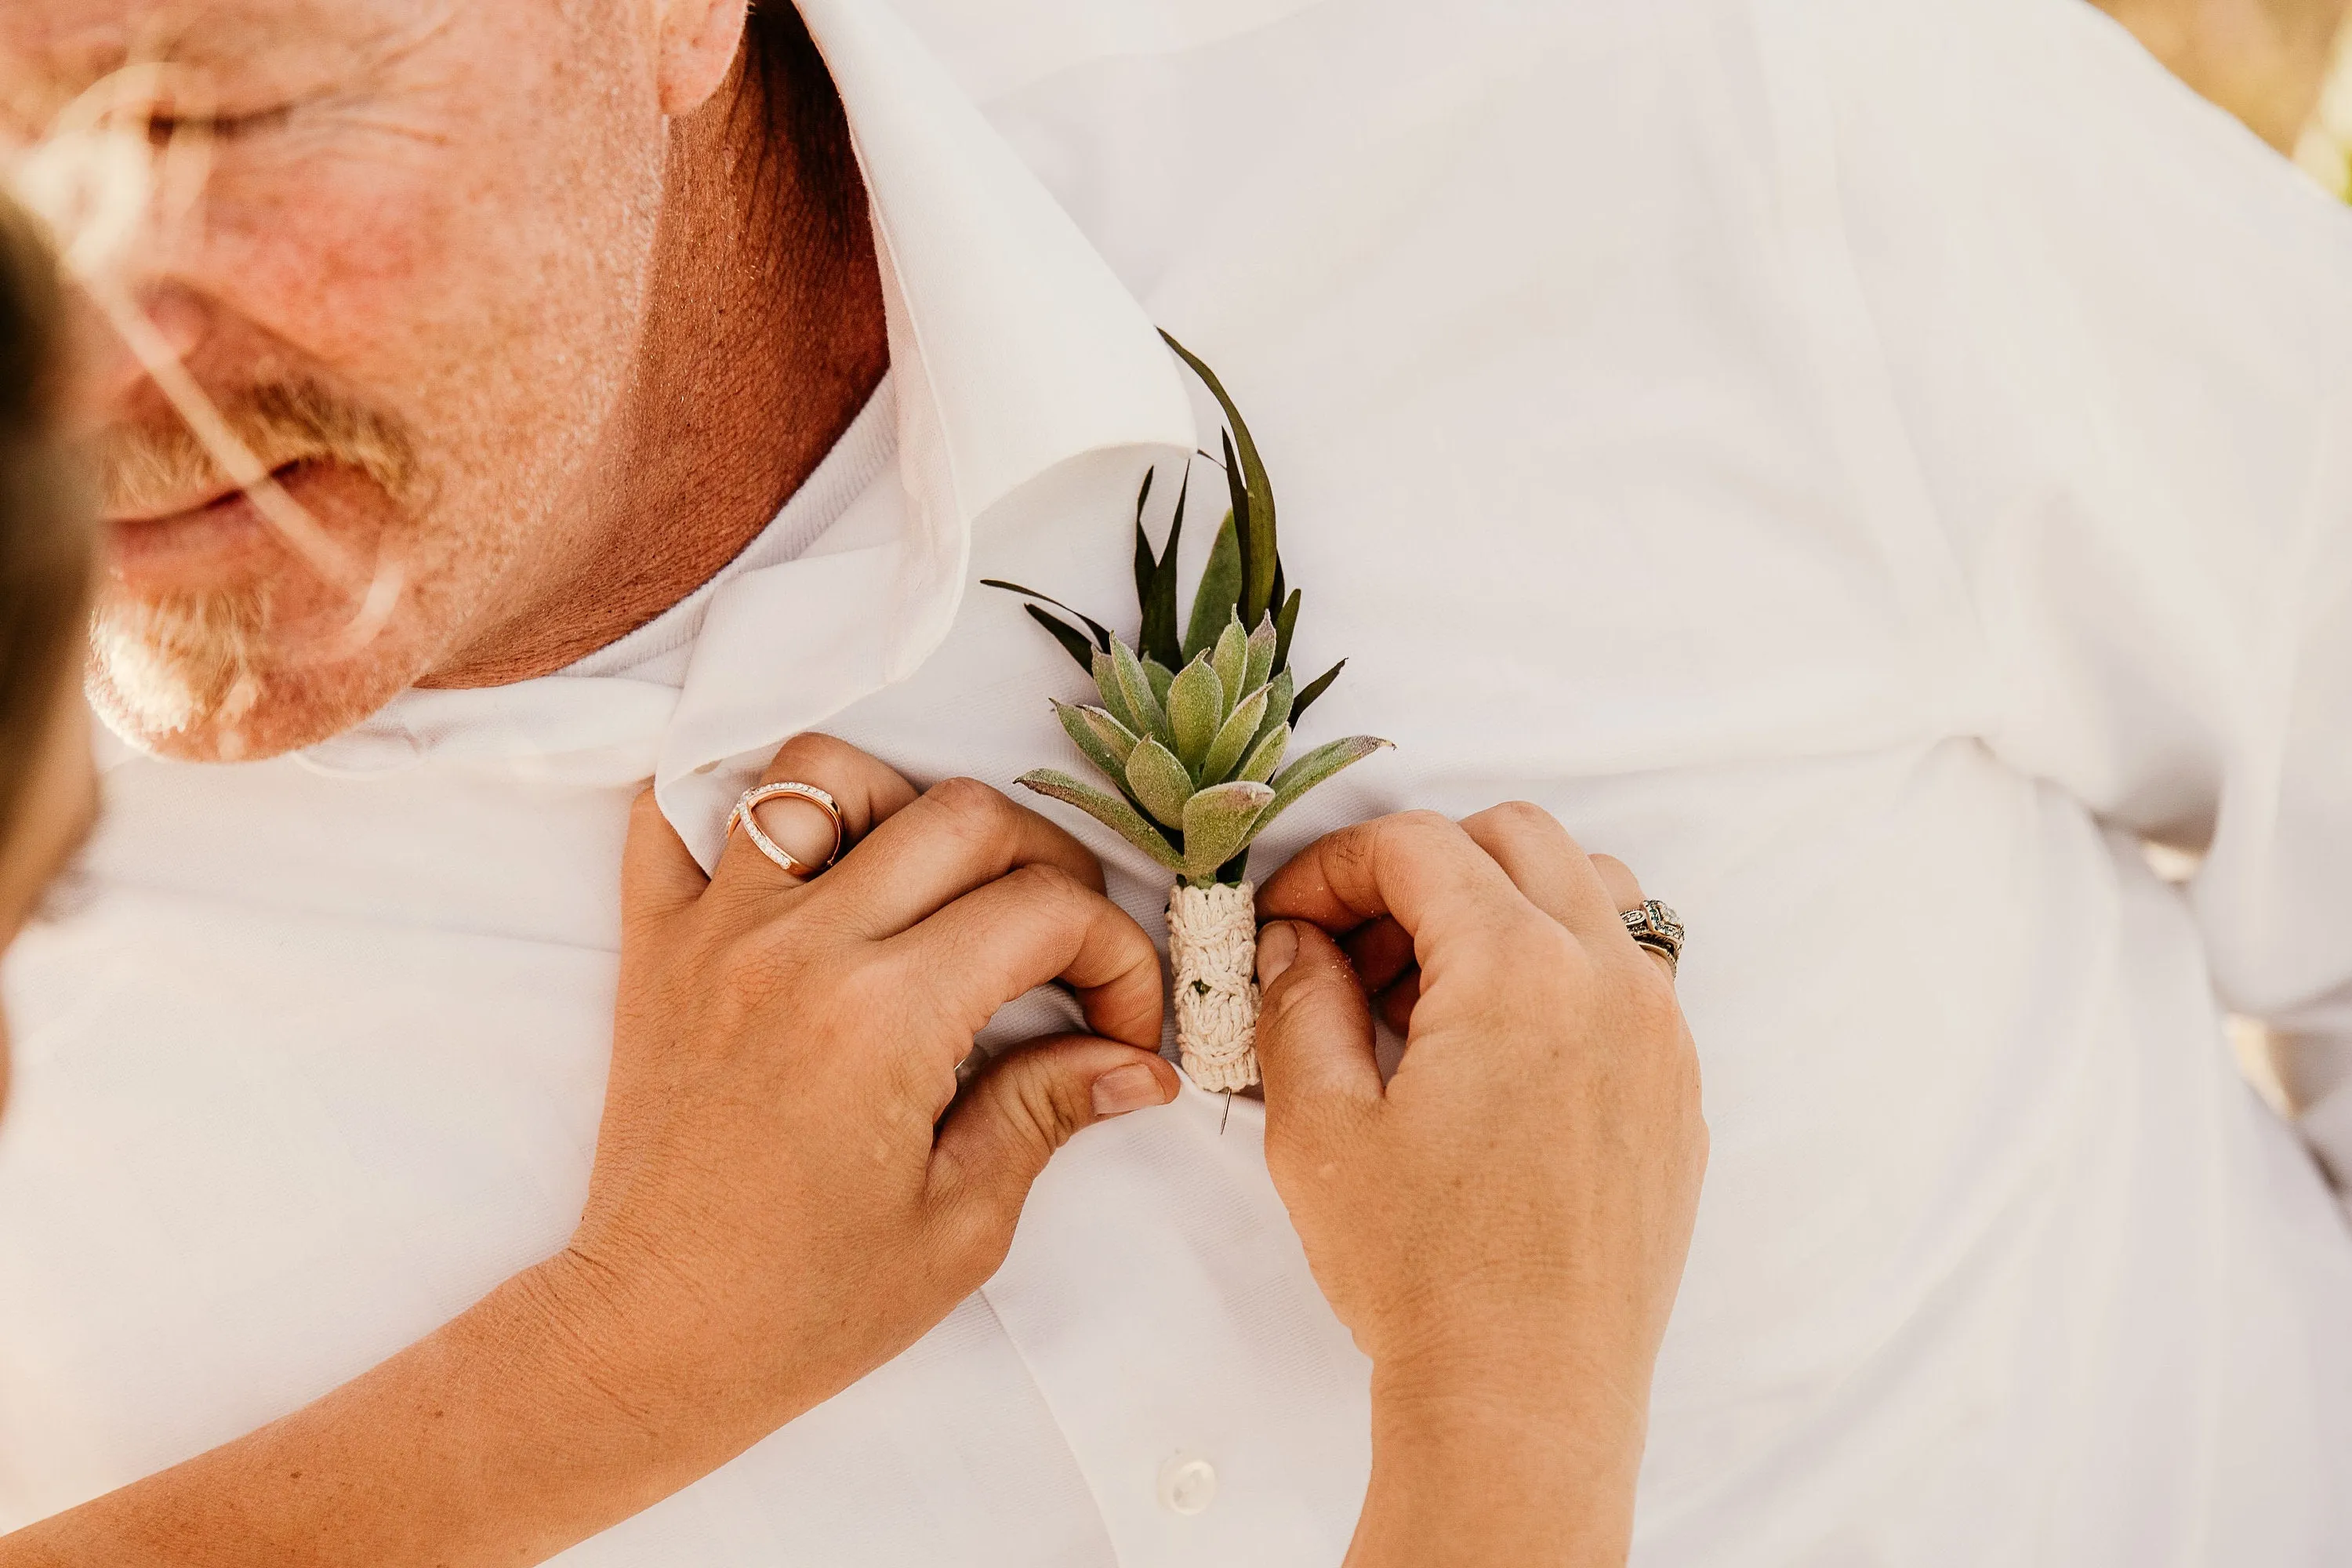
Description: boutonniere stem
989,333,1390,1091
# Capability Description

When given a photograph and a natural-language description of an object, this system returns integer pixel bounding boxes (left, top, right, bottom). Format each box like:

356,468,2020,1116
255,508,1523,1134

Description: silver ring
1621,898,1684,974
727,781,844,877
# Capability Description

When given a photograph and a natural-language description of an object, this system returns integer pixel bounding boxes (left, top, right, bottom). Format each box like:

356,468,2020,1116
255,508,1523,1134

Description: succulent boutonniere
988,333,1390,1091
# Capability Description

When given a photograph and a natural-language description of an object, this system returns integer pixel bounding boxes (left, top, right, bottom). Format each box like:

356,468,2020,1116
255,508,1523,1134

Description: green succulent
989,332,1389,887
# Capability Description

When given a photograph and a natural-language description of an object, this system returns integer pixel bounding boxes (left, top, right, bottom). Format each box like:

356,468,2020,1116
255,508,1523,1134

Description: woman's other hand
1254,804,1706,1568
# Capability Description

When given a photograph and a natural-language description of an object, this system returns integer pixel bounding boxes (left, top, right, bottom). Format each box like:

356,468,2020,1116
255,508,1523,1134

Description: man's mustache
94,380,420,520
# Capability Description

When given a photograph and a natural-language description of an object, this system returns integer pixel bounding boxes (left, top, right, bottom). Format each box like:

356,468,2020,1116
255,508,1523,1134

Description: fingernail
1091,1062,1167,1118
1257,921,1298,985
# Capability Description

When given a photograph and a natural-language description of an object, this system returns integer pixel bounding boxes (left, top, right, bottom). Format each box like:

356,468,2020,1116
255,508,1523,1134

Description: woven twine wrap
1167,880,1261,1092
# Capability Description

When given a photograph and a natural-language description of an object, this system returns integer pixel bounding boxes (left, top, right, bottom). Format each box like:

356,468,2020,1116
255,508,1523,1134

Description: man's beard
88,587,272,751
88,380,420,757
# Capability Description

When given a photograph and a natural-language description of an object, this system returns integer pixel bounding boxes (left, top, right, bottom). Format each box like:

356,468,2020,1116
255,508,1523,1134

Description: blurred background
2091,0,2352,194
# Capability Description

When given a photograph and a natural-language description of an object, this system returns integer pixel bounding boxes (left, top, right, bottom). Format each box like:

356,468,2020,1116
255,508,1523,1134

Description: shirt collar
800,0,1194,677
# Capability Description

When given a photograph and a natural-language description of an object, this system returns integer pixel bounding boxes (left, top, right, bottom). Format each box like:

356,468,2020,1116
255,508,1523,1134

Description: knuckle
767,731,851,779
925,776,1014,841
1002,859,1085,905
1486,798,1556,833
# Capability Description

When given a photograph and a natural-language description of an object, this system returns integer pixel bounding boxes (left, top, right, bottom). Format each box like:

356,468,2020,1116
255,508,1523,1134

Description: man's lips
104,463,308,590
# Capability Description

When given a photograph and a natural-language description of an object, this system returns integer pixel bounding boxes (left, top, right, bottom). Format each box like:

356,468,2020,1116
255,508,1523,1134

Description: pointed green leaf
1218,429,1255,622
1125,735,1196,828
1092,649,1138,734
1181,780,1276,884
1199,682,1271,785
1243,612,1277,695
1209,616,1249,713
1163,332,1278,623
1166,655,1226,771
1144,657,1176,713
1018,769,1182,873
1272,588,1302,675
1012,604,1097,673
1237,720,1290,783
1141,469,1189,670
1182,508,1244,662
1110,639,1164,741
1131,469,1159,614
1260,735,1392,831
1054,700,1138,783
982,579,1113,653
1251,669,1294,752
1290,659,1345,723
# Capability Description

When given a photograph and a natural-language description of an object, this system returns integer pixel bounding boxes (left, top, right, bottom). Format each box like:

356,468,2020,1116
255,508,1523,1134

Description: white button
1157,1454,1218,1515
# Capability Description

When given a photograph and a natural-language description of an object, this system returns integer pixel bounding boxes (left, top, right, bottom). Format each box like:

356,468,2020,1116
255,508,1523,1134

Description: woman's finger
1454,801,1622,944
884,862,1165,1054
710,732,920,895
1256,811,1523,940
1341,914,1415,997
810,777,1108,939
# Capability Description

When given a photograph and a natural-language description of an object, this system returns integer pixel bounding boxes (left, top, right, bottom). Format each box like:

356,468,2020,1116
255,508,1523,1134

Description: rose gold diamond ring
726,781,845,878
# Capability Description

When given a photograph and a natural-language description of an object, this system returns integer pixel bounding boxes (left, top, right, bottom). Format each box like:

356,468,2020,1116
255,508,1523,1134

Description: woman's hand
0,733,1176,1568
535,731,1178,1475
1253,804,1706,1568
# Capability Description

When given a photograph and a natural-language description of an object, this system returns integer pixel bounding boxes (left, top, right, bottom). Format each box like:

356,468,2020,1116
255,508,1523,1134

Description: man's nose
75,280,211,415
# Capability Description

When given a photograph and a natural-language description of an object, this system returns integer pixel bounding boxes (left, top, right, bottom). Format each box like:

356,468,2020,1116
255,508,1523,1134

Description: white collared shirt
5,0,2352,1563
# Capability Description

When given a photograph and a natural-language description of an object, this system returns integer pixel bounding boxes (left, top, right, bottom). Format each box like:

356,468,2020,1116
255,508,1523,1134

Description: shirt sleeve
1808,0,2352,1181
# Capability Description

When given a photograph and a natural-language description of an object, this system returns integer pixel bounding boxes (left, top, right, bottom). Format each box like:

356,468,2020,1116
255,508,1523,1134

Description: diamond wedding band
727,781,845,877
1621,898,1685,975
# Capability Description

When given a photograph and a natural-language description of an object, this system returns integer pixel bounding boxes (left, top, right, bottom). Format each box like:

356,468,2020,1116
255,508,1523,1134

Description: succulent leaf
1166,656,1226,771
1015,604,1097,673
1109,640,1165,741
1091,649,1139,734
982,579,1114,654
1166,332,1279,623
1251,668,1294,752
1218,429,1255,625
1054,700,1138,782
1261,735,1392,831
1141,469,1189,670
1291,658,1346,723
1210,616,1249,710
1144,657,1177,714
1125,736,1196,828
1243,613,1277,695
1181,780,1275,884
1200,683,1271,785
1183,508,1245,662
1272,587,1302,674
1238,720,1290,783
1019,769,1183,873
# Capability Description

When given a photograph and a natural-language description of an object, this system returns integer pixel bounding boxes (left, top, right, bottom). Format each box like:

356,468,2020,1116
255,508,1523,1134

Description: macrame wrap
1168,880,1261,1092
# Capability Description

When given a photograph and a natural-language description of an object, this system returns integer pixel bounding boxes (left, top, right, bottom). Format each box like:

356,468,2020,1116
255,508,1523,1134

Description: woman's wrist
1351,1348,1649,1568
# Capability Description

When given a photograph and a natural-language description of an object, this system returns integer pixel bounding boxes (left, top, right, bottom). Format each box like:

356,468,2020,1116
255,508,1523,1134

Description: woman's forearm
0,1256,722,1568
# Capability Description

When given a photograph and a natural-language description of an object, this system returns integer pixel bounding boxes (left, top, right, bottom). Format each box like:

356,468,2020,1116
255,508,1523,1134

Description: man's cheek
194,156,495,373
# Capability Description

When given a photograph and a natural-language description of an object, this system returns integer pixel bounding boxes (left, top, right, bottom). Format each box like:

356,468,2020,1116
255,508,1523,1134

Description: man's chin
85,613,428,766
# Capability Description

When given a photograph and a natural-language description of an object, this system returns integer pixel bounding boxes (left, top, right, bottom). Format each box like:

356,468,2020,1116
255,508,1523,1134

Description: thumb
621,786,709,927
928,1037,1178,1252
1254,920,1384,1115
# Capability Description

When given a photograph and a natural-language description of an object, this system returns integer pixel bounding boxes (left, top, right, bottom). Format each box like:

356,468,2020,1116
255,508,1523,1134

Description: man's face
0,0,677,759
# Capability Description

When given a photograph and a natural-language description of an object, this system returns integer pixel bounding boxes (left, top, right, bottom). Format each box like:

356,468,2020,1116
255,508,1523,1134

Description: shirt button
1157,1454,1218,1516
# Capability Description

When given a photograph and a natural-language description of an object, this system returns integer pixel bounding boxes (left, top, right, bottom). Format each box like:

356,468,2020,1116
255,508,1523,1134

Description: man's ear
653,0,753,117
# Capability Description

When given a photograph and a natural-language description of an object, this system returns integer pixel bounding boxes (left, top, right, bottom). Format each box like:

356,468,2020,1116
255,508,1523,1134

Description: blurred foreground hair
0,198,89,848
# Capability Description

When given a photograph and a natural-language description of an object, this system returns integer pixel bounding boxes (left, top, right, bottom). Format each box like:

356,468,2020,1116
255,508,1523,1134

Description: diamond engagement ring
727,781,845,877
1621,898,1685,975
